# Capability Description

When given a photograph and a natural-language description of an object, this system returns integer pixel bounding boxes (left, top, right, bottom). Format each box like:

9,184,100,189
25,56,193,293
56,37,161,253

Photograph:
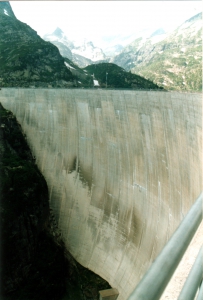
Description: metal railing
128,193,203,300
196,280,203,300
178,246,202,300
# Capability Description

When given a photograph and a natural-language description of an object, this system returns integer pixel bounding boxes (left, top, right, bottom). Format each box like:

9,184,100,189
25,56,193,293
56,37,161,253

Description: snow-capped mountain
43,28,107,67
72,39,106,62
44,27,74,50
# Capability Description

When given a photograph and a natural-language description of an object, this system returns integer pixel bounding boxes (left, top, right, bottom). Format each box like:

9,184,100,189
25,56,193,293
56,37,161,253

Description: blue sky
11,1,202,47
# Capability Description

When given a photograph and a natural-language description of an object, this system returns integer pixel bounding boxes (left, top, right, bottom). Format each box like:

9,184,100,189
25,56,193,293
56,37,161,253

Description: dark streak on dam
0,88,202,299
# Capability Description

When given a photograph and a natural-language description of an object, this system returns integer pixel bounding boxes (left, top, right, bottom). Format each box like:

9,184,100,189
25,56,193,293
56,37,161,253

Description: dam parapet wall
0,88,202,299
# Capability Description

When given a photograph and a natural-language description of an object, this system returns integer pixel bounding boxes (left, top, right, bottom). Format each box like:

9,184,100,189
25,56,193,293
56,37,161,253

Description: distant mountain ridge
185,12,202,23
150,28,166,38
104,44,124,57
72,39,106,62
112,12,202,91
44,28,107,67
44,27,75,50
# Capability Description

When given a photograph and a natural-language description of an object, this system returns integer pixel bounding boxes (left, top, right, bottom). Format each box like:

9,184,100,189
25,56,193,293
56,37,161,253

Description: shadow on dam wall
0,88,202,299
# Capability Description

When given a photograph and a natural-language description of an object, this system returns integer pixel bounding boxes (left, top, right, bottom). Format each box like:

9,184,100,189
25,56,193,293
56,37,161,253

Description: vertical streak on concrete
0,89,202,300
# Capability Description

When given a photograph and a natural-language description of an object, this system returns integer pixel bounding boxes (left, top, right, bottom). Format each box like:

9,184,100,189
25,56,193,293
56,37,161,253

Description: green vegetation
113,13,202,92
84,63,163,89
0,4,74,87
63,57,93,87
131,35,202,92
132,45,202,91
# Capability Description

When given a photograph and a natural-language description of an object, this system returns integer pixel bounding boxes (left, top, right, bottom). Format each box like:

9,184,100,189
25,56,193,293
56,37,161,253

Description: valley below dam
0,88,202,299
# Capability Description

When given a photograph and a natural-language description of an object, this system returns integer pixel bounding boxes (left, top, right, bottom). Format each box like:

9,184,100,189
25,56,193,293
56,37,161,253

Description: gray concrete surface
0,88,202,299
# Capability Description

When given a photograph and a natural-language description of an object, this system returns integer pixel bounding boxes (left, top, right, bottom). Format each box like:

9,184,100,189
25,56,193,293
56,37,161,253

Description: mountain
63,57,93,87
71,53,94,68
0,2,75,88
104,44,124,57
44,27,75,51
72,39,106,62
0,1,16,18
112,13,202,92
48,40,73,60
150,28,166,38
43,38,94,68
100,30,154,50
44,28,107,67
83,63,163,90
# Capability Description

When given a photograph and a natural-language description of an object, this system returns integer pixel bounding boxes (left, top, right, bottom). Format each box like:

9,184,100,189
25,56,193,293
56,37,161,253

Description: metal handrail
196,280,203,300
128,193,203,300
178,246,203,300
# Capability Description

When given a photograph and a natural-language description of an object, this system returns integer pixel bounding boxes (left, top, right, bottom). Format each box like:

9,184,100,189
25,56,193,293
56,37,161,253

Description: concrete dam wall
0,88,202,299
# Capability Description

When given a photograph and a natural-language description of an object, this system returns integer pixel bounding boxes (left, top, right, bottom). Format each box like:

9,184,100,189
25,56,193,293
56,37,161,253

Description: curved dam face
0,89,202,299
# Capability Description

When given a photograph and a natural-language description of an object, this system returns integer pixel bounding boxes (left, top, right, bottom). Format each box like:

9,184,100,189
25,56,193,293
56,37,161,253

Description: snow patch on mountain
4,9,9,16
64,62,75,70
93,79,100,86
